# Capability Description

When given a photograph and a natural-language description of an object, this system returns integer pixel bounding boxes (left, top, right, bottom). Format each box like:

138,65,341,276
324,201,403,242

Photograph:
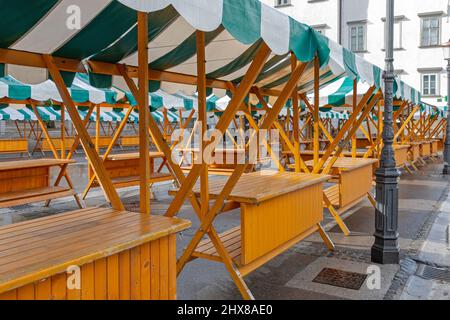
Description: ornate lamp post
371,0,400,264
442,39,450,175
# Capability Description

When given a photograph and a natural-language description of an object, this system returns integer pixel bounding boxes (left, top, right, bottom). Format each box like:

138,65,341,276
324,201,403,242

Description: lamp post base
371,239,400,264
443,164,450,175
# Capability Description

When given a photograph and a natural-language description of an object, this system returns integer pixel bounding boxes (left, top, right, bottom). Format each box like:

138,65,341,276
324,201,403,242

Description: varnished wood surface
104,152,165,161
305,157,378,171
0,159,75,171
191,171,330,204
0,208,190,293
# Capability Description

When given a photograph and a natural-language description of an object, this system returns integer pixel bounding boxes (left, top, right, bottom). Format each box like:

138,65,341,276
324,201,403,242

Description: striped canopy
0,0,421,107
0,74,118,104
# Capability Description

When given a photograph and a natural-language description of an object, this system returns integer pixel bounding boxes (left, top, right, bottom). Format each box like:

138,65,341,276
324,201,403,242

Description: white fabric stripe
118,0,223,31
261,5,290,55
12,0,112,54
154,89,185,109
30,80,63,102
2,107,25,121
121,16,194,66
0,79,8,99
327,40,345,77
72,77,105,104
19,107,37,120
37,107,57,121
354,54,375,86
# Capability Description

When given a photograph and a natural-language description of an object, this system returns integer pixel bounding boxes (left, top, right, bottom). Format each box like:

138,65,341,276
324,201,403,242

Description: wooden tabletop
305,157,378,170
191,171,330,204
394,144,410,150
283,150,367,157
104,152,165,161
183,148,246,153
0,208,191,293
0,159,75,171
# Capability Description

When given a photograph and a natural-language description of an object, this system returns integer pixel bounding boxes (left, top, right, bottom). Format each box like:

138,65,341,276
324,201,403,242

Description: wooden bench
306,158,378,223
408,142,421,163
172,171,334,299
181,148,258,175
41,136,117,153
84,152,173,198
0,159,80,208
430,140,439,156
0,207,191,300
419,141,432,158
0,139,29,157
120,136,139,148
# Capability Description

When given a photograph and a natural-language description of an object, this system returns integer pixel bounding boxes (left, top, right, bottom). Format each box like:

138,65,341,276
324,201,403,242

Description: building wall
262,0,450,107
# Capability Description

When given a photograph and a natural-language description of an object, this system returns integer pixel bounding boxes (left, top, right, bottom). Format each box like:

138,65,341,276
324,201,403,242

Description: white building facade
261,0,450,107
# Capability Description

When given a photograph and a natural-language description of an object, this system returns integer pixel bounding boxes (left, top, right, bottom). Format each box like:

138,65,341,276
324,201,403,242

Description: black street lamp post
371,0,401,264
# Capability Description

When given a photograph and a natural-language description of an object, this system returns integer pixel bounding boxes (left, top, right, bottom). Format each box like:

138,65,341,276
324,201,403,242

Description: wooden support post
61,105,65,159
43,55,124,211
137,11,151,215
197,30,209,219
291,54,301,172
313,56,320,165
352,79,357,157
95,105,100,152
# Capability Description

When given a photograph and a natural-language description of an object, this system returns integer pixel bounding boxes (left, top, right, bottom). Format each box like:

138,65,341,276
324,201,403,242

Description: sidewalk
0,160,449,300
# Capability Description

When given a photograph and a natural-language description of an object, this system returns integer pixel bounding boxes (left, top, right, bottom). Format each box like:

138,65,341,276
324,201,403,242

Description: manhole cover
416,264,450,282
312,268,367,290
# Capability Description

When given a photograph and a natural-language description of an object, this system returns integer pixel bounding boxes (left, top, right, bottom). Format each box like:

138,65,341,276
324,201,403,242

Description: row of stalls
0,0,444,300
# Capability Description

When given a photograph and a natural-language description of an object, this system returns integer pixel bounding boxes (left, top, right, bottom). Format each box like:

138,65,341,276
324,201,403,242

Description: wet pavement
0,152,449,300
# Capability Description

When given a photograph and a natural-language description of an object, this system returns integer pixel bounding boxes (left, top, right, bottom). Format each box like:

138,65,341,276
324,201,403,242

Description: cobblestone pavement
0,155,448,300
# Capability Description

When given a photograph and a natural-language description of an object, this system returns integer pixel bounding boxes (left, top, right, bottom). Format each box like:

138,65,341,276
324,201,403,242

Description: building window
421,16,440,47
382,20,403,50
421,74,439,96
349,24,366,52
275,0,291,7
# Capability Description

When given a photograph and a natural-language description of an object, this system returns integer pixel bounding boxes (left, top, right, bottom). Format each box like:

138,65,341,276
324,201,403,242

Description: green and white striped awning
0,0,421,108
0,74,118,104
319,110,350,120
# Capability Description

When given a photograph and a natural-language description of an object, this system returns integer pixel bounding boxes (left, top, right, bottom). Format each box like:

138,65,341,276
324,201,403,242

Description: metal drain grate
416,264,450,282
312,268,367,290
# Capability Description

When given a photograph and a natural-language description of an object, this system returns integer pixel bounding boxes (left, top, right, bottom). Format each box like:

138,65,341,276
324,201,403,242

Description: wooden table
0,139,28,157
430,140,439,155
419,141,432,157
181,148,258,175
305,158,378,213
0,159,79,208
408,142,422,162
87,152,172,191
0,208,191,300
179,171,333,299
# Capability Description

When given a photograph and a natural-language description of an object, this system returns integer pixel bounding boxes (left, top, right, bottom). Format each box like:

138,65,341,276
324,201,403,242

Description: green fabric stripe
328,78,354,107
92,6,179,63
54,2,136,59
222,0,261,44
0,64,4,77
343,48,357,79
0,109,10,120
373,66,382,89
289,21,329,66
150,26,224,71
69,84,90,103
231,54,290,84
17,109,31,120
0,0,58,48
46,107,61,120
207,39,263,79
5,76,31,100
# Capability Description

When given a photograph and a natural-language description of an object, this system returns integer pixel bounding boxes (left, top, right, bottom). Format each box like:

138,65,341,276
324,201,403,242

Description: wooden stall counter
305,157,378,216
0,208,191,300
0,159,79,208
174,171,333,299
0,139,28,157
86,152,172,194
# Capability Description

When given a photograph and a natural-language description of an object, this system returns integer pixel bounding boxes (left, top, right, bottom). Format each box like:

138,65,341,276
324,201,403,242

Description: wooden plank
168,234,177,300
17,283,35,300
119,250,131,300
94,258,107,300
0,209,190,294
159,236,169,300
107,254,120,300
81,262,94,300
137,11,151,215
150,239,160,300
51,272,67,300
140,242,151,299
130,246,141,300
